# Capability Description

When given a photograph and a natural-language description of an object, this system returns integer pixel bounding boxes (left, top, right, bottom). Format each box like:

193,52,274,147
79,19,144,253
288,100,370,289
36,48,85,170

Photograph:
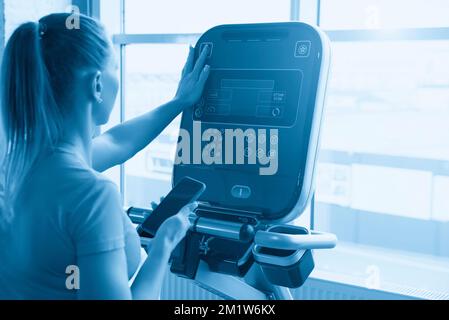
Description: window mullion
113,33,200,45
119,0,126,201
290,0,300,21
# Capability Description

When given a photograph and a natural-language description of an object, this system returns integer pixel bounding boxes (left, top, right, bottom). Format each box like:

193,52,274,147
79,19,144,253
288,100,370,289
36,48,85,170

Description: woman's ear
91,71,104,104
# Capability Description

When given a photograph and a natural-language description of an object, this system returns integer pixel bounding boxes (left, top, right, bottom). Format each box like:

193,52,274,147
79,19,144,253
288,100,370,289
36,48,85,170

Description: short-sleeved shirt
0,146,141,300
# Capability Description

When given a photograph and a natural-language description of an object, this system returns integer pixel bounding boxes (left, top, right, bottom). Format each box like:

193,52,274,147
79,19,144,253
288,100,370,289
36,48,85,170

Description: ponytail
0,14,110,224
0,22,61,223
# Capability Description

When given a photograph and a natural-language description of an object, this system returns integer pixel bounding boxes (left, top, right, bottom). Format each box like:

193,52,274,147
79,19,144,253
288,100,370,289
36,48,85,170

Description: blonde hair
0,13,110,223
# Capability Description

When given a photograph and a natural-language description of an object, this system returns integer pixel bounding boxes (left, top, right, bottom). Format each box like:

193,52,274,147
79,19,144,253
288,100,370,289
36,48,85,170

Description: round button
195,108,203,118
231,185,252,199
272,107,281,118
206,106,216,114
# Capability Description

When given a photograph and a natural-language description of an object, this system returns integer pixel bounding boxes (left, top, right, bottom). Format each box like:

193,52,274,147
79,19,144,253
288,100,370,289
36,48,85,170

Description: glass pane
124,44,189,207
316,40,449,255
320,0,449,29
100,46,122,187
322,41,449,159
100,0,121,35
124,0,291,34
4,0,71,40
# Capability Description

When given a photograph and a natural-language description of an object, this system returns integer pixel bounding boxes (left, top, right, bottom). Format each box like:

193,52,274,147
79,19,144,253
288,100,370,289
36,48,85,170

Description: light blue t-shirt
0,147,141,300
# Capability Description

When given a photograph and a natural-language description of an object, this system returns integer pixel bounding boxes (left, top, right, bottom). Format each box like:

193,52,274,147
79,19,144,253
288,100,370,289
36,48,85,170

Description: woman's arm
77,249,133,300
92,98,186,173
130,236,172,300
131,202,194,299
92,46,210,173
76,203,194,300
76,236,172,300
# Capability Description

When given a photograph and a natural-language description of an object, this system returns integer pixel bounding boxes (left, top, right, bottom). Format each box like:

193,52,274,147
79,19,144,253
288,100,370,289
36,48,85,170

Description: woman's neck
58,102,94,167
58,133,92,167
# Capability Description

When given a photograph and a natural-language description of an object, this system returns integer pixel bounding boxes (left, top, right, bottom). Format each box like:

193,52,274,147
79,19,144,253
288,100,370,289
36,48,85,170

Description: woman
0,13,210,299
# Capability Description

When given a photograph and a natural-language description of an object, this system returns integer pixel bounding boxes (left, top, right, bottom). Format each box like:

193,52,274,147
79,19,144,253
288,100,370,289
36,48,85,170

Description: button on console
231,185,252,199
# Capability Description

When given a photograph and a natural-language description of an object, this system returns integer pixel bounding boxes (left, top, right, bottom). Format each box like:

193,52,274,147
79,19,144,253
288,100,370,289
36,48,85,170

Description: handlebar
128,207,254,242
128,207,337,249
255,230,337,250
189,214,255,242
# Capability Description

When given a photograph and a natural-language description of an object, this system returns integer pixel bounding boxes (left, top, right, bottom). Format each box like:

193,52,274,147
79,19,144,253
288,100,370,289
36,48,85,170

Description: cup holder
253,225,315,288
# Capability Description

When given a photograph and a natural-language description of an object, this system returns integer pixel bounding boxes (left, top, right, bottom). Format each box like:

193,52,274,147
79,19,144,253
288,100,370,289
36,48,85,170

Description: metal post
290,0,300,21
119,0,126,203
90,0,100,19
72,0,100,18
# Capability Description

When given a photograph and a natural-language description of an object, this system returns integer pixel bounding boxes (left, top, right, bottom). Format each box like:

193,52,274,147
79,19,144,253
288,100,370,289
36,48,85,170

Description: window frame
73,0,100,18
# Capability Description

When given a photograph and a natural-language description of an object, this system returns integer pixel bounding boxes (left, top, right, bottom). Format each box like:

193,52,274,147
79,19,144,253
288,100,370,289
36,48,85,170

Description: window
315,2,449,257
124,44,189,206
124,0,290,34
320,0,449,30
3,0,71,40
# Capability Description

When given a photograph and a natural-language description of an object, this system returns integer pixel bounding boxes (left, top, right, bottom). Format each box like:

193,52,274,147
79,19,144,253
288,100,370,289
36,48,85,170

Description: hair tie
38,22,47,39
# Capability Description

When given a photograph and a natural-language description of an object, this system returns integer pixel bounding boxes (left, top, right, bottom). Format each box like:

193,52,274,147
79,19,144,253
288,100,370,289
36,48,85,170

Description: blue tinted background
2,0,449,297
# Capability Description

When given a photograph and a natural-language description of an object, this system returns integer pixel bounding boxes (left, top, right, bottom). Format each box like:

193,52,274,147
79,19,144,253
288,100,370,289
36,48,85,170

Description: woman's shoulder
61,164,120,207
52,156,124,230
29,148,121,207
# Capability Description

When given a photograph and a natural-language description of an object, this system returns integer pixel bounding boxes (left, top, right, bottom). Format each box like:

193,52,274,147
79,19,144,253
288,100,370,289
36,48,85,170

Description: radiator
160,272,440,300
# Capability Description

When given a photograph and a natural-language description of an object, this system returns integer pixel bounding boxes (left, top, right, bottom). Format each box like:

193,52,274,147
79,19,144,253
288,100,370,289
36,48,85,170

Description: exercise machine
128,22,337,300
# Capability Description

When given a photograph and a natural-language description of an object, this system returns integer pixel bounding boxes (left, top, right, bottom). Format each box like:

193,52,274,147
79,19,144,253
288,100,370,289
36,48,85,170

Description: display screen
193,69,303,127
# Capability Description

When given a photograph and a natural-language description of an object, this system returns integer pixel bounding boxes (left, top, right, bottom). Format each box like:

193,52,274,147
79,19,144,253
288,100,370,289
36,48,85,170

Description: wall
4,0,71,40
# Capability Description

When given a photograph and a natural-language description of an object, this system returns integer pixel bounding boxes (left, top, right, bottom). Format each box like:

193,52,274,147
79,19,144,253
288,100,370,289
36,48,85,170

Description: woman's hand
153,202,197,252
175,45,211,108
132,202,197,300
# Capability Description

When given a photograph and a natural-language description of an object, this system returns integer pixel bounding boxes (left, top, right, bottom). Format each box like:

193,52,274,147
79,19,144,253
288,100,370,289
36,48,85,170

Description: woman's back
0,146,135,299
